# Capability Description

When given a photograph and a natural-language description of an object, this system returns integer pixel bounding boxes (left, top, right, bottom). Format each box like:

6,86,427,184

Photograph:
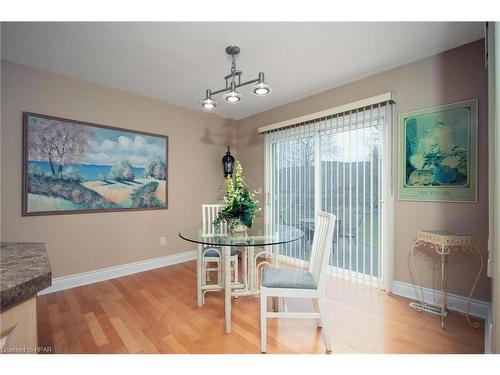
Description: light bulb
201,90,217,110
251,82,271,96
224,90,241,103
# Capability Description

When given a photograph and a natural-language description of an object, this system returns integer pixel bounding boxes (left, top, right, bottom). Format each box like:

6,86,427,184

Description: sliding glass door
269,132,316,263
265,104,390,288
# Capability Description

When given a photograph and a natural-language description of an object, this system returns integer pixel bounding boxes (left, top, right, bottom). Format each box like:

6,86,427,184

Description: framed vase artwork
22,112,168,216
398,100,477,202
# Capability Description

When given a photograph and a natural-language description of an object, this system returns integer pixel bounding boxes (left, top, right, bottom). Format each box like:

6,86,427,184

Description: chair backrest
308,211,336,292
202,204,227,235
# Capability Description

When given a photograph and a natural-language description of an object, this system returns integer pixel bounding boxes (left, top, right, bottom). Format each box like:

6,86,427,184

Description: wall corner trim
38,250,197,295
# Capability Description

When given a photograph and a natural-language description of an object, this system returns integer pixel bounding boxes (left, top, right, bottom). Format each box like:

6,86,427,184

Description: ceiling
1,22,484,120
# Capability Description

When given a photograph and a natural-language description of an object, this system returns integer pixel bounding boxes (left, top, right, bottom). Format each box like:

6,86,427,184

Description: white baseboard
391,280,493,354
391,280,490,319
39,250,197,295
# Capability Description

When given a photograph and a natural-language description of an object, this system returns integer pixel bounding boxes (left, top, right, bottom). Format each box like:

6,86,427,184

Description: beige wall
0,41,491,302
235,40,490,301
1,61,236,278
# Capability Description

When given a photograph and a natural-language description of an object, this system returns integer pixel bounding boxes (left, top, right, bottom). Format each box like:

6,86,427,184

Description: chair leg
318,296,332,353
219,259,224,288
201,260,206,286
313,298,322,328
242,248,248,288
196,248,203,307
218,259,222,286
272,297,279,312
232,256,240,299
206,261,214,283
233,257,239,283
260,290,267,353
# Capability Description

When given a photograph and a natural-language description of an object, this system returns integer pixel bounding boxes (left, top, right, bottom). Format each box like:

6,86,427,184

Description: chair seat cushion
203,247,238,257
262,268,317,289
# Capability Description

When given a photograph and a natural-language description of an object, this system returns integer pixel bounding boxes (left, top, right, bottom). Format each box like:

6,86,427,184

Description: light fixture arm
210,76,261,96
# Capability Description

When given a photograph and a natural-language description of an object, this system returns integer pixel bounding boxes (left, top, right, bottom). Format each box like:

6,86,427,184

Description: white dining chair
260,211,336,353
197,204,239,307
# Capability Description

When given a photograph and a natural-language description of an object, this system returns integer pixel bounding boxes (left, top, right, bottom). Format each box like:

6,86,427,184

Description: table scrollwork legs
410,238,426,312
440,249,447,329
464,245,483,329
410,235,483,330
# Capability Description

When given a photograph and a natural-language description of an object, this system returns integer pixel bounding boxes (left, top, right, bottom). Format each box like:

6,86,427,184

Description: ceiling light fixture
223,81,241,103
201,89,217,109
251,72,271,96
200,46,271,110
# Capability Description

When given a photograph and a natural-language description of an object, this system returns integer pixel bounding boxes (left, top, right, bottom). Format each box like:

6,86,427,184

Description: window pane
320,115,383,281
271,136,315,265
267,105,385,286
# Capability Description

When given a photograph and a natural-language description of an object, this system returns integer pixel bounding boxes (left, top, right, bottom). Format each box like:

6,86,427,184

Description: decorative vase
230,220,248,234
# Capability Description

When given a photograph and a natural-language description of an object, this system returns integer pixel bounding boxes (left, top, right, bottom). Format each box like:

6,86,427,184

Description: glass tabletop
179,224,304,247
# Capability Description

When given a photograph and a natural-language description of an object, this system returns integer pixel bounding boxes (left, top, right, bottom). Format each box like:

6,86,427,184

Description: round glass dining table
179,225,304,247
179,225,304,333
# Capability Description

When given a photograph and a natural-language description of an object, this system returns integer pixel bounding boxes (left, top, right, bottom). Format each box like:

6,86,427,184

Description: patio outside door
265,102,393,289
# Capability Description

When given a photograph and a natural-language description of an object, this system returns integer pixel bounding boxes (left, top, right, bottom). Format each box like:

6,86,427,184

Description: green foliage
110,160,135,181
143,156,166,180
28,165,82,182
61,166,83,182
213,161,261,230
28,166,46,178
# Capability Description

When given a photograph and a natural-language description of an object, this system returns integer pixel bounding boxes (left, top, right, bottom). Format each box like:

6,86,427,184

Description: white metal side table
410,230,483,329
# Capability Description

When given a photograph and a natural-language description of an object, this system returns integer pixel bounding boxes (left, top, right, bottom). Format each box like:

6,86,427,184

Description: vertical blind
264,101,392,288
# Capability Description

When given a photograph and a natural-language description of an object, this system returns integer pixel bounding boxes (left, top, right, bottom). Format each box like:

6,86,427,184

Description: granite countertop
0,242,52,311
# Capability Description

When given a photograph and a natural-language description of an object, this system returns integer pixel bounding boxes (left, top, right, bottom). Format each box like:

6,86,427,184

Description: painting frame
22,112,169,216
398,99,478,203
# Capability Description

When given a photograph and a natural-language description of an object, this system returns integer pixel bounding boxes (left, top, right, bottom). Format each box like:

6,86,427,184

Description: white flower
410,154,425,170
441,155,460,169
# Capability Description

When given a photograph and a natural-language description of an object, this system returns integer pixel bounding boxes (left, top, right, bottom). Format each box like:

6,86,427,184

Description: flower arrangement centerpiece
407,120,468,186
213,161,261,233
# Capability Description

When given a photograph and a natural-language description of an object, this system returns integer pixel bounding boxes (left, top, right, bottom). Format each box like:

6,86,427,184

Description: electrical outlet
160,236,166,246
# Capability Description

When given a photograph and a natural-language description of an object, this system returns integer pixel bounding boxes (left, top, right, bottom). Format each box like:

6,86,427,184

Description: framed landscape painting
22,112,168,216
398,100,477,202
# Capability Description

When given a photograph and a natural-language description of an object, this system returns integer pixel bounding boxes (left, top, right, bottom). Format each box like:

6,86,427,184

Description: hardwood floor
36,260,485,354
